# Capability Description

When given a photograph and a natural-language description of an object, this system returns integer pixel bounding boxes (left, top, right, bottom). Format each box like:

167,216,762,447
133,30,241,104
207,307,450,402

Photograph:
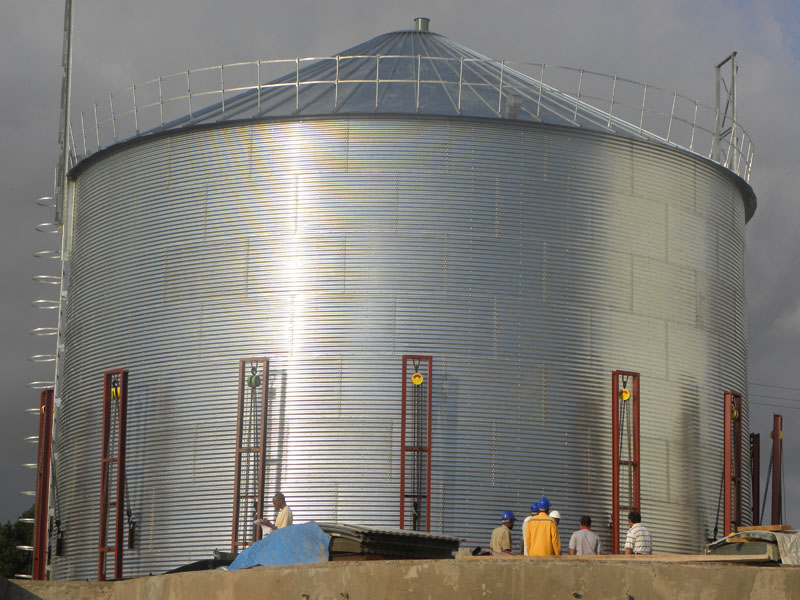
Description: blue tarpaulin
229,522,331,570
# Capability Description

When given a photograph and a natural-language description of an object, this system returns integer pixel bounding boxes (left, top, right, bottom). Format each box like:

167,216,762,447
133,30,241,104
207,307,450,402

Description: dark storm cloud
2,0,799,529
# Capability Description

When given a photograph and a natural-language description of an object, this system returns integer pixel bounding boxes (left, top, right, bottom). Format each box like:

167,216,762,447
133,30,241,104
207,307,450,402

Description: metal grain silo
50,20,756,578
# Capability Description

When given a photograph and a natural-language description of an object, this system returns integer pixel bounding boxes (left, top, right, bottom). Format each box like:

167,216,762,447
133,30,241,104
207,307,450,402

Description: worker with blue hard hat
490,510,516,554
524,496,561,556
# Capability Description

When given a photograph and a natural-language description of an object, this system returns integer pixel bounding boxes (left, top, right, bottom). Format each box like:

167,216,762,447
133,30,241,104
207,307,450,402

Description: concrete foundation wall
6,557,800,600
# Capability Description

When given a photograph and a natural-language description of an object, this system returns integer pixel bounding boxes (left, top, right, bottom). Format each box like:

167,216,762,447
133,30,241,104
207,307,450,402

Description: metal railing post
573,68,584,122
498,60,505,115
80,112,87,156
295,58,300,112
457,57,463,113
744,141,752,179
93,102,100,149
731,54,738,169
689,100,698,151
68,123,77,165
132,85,138,134
537,64,544,118
187,70,193,120
415,55,421,113
638,83,648,134
608,75,617,128
713,64,722,162
109,93,117,142
375,55,380,110
335,56,340,111
666,91,676,142
257,60,261,114
708,106,720,158
221,65,225,114
158,76,164,127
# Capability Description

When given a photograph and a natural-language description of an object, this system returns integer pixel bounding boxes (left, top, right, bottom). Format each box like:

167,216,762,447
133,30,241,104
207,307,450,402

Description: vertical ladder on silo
231,358,269,553
611,370,640,554
98,369,128,581
400,355,433,532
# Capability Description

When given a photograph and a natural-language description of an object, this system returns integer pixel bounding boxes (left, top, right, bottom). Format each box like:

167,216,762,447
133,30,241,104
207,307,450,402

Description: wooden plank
737,524,792,532
330,554,394,562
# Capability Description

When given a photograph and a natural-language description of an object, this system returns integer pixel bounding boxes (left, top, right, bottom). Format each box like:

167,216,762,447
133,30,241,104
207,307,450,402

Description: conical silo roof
156,25,655,141
71,19,753,187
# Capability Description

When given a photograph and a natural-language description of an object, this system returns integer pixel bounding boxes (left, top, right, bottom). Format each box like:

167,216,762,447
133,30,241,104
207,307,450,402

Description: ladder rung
236,447,263,453
99,547,117,553
403,446,428,452
102,457,119,463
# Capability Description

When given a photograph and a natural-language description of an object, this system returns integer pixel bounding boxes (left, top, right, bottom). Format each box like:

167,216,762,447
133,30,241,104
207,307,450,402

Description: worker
624,510,652,555
524,497,561,556
520,502,538,554
490,511,516,554
255,492,293,536
569,515,602,555
549,510,562,553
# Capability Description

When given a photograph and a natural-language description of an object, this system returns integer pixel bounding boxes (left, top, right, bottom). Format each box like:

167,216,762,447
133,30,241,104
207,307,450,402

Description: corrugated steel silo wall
53,116,749,578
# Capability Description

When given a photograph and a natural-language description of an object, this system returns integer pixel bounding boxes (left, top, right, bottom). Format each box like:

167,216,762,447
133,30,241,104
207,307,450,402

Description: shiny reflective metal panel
54,115,751,578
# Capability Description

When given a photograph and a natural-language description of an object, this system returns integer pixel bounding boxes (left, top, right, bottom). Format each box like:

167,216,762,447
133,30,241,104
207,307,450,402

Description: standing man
490,511,516,554
256,492,293,536
624,510,652,555
521,502,538,554
549,510,561,527
569,516,602,555
525,497,561,556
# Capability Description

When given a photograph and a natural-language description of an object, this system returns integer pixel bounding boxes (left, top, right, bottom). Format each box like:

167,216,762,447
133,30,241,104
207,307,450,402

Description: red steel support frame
723,391,743,535
32,388,54,580
231,358,269,553
611,370,640,554
98,369,128,581
771,414,783,525
400,355,432,532
750,433,760,526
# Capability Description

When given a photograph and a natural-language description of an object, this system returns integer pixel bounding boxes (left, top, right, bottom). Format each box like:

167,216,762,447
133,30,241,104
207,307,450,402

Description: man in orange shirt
524,497,561,556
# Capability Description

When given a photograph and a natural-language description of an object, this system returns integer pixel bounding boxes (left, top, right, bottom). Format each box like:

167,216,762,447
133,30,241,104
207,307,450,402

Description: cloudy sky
1,0,799,532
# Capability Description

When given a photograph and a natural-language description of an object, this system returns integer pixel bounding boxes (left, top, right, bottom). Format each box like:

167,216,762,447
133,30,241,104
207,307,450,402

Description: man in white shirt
520,502,538,554
256,492,293,536
624,510,652,555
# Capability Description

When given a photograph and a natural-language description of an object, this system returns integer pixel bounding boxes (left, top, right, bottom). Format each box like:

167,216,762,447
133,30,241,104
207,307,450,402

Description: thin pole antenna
56,0,75,225
45,0,75,578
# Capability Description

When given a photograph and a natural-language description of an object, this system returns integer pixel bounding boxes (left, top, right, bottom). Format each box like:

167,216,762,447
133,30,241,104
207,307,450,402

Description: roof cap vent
414,17,430,32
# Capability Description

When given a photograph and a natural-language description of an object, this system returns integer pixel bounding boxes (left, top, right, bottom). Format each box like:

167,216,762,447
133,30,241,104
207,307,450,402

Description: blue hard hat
502,510,515,521
538,496,550,511
530,503,538,513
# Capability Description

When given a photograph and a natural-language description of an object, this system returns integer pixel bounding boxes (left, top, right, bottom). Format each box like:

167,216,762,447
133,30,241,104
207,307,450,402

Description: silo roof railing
67,38,753,182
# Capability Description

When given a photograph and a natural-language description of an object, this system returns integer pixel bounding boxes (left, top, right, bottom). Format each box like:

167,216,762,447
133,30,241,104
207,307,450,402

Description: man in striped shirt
624,510,652,555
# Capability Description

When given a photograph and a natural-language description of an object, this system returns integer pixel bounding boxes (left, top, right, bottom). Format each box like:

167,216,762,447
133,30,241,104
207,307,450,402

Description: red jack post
771,415,783,526
400,355,432,532
723,391,743,536
611,371,640,554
